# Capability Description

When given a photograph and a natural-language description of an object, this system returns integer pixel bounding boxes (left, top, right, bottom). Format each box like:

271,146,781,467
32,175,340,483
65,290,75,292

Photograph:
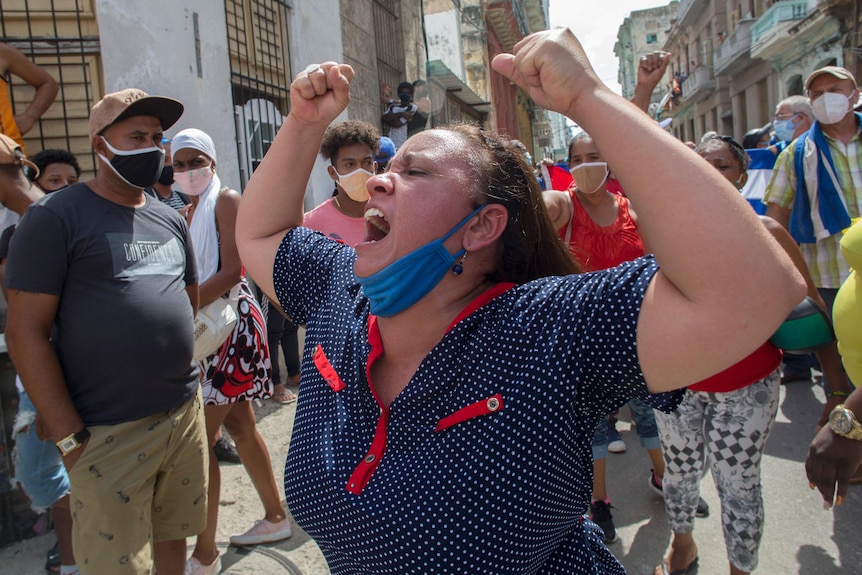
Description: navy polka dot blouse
274,228,682,574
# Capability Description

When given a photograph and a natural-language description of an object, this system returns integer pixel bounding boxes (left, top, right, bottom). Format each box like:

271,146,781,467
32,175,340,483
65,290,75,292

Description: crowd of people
0,27,859,575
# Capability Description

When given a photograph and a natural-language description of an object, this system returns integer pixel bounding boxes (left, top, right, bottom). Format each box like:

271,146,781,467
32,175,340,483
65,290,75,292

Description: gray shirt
6,183,199,425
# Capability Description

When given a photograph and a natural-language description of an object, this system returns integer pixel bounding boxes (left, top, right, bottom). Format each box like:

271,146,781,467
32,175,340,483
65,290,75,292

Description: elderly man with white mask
763,67,858,396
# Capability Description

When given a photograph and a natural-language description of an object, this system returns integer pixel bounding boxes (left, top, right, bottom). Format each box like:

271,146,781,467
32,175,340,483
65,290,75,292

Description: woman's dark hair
696,135,748,172
30,148,81,178
441,124,580,283
319,120,380,164
567,131,593,166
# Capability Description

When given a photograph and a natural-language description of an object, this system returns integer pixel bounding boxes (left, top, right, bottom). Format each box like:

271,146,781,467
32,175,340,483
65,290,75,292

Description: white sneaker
607,439,627,453
185,554,221,575
607,422,627,453
229,517,293,546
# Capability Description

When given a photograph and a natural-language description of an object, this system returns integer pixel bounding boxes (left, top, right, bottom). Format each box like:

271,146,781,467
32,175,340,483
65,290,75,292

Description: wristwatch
56,428,90,456
828,405,862,440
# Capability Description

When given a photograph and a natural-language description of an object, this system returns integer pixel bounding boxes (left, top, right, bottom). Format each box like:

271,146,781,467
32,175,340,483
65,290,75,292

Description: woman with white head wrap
172,128,292,575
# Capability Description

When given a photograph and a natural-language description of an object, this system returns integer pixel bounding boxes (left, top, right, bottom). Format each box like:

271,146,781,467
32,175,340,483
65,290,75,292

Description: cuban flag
541,163,573,191
740,148,777,215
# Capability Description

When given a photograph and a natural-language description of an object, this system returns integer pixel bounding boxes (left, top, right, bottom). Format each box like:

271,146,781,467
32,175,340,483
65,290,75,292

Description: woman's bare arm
493,29,805,392
236,63,353,301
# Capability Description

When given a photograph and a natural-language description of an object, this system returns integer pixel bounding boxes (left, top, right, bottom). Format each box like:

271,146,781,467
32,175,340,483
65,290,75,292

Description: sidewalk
2,376,860,574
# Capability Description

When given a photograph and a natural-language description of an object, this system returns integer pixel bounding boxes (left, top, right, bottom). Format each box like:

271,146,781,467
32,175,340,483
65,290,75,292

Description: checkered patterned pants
654,370,780,572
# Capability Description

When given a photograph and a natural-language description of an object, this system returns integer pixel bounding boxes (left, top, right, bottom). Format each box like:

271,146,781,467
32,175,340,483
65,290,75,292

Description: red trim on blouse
436,394,504,431
446,282,516,332
345,283,515,495
313,345,346,392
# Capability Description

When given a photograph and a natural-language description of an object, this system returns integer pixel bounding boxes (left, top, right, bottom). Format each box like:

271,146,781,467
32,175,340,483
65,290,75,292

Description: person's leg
11,388,75,570
817,288,841,392
68,417,167,574
153,539,186,574
654,392,707,573
627,398,665,476
780,352,812,383
190,403,232,567
705,372,780,574
589,417,616,543
653,532,698,575
591,416,609,502
153,392,208,573
265,299,286,385
265,299,296,404
592,458,607,502
281,319,301,382
52,496,75,571
223,400,286,523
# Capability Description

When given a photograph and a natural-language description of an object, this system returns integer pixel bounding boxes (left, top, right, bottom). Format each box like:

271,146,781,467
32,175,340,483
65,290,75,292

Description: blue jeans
592,398,662,460
11,386,70,511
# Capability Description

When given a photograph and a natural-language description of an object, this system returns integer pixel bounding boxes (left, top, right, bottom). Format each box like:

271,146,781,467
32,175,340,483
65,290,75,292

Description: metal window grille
374,0,404,121
224,0,291,186
0,0,100,178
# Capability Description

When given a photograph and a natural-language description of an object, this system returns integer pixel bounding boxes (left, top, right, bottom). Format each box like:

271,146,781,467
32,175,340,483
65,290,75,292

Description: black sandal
45,540,61,573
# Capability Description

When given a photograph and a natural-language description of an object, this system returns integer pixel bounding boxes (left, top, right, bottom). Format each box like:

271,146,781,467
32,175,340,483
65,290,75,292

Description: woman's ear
736,172,749,190
463,203,508,251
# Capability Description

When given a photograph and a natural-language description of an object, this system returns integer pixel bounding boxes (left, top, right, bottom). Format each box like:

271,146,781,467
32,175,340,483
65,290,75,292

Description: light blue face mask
774,114,802,142
356,204,487,317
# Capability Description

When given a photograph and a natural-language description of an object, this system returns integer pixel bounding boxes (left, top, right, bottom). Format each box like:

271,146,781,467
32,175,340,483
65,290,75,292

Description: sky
549,0,673,96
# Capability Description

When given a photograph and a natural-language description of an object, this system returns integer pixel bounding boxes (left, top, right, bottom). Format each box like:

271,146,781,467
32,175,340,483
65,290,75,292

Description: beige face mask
337,168,373,202
569,162,609,195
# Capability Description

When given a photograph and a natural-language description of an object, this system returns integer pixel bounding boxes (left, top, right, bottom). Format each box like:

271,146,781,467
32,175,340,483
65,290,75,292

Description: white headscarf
172,128,222,283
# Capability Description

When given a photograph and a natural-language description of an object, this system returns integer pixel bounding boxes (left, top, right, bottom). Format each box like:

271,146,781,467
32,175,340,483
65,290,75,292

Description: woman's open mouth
364,208,390,242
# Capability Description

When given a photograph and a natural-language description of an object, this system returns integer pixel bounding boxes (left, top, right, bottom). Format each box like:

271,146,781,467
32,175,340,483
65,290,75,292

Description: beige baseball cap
89,88,183,139
805,66,857,91
0,133,39,178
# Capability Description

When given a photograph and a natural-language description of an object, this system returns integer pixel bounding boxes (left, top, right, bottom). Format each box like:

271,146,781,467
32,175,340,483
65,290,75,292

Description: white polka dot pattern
274,228,682,574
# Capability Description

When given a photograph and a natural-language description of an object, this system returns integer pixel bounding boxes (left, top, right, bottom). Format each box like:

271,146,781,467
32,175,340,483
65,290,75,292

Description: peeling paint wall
97,0,240,190
291,0,346,208
426,9,465,78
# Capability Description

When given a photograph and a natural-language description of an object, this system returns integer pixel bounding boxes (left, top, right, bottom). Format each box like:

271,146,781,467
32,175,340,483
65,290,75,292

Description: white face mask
173,166,214,196
811,92,855,125
569,162,609,195
337,167,373,202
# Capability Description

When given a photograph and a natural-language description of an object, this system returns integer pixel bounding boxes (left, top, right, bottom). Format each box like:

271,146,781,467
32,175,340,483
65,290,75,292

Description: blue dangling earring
452,253,467,275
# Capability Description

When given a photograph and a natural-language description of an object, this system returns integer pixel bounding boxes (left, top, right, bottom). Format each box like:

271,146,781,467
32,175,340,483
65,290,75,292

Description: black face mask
399,93,412,105
98,136,165,189
158,165,174,186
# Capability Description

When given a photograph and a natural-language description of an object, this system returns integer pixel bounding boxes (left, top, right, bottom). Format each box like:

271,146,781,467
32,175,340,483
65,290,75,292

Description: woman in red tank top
543,131,673,547
544,132,646,272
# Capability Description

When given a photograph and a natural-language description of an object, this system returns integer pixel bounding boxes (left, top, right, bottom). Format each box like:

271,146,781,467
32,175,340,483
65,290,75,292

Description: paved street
2,373,860,574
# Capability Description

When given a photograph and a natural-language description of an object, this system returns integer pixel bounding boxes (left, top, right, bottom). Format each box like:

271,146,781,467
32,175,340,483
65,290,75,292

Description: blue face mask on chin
356,204,487,317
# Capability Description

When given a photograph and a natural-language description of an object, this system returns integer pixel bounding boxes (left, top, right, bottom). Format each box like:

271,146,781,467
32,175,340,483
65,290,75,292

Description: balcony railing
752,0,810,43
681,65,715,103
714,19,754,75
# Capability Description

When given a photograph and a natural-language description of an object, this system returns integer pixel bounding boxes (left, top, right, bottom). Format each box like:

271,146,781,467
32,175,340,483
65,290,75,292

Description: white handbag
193,284,241,361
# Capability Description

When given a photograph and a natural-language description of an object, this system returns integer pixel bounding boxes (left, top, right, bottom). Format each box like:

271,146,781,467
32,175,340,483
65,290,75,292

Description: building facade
628,0,856,144
615,1,679,112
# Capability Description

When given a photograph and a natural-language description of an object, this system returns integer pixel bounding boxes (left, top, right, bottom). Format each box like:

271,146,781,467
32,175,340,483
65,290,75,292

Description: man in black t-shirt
5,89,206,575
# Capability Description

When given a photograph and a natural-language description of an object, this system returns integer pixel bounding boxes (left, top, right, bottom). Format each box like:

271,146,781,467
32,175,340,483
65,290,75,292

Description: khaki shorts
69,390,208,575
